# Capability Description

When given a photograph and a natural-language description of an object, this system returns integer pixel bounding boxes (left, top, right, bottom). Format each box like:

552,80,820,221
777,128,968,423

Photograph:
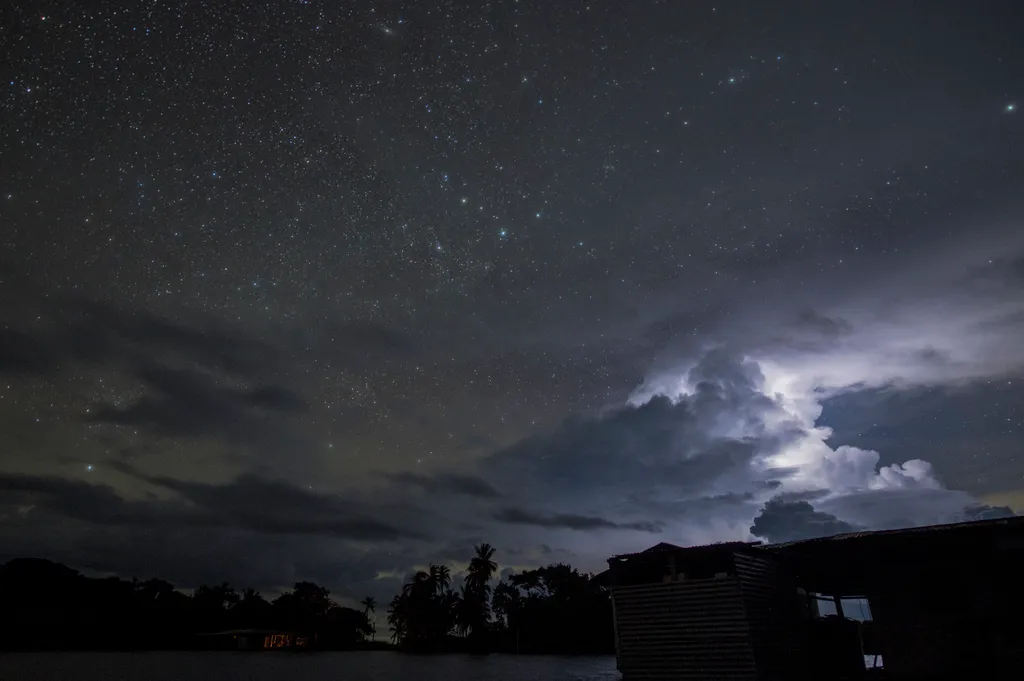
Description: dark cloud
67,299,279,376
140,473,423,542
960,503,1016,521
3,299,285,380
0,473,198,528
0,474,436,602
914,347,951,366
91,364,308,451
0,471,417,543
794,309,851,337
494,507,663,533
384,471,501,498
483,351,781,510
767,489,832,504
626,491,761,526
4,300,311,464
750,499,860,544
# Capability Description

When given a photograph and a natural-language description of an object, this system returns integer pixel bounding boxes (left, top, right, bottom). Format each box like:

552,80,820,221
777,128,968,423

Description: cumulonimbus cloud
478,330,1017,559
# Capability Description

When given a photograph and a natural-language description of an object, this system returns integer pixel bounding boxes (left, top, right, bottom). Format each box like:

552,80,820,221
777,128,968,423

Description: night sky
2,1,1022,611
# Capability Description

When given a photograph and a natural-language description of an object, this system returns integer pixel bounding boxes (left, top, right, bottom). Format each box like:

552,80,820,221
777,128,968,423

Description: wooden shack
607,516,1024,680
609,541,803,680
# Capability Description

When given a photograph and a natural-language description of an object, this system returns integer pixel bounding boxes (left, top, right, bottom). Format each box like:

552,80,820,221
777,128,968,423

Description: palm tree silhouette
462,543,498,640
405,570,431,595
429,564,451,595
382,545,617,654
468,543,497,590
387,594,406,644
360,596,377,641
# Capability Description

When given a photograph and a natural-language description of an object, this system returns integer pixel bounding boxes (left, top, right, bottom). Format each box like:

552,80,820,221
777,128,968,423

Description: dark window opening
810,593,873,622
840,596,872,622
811,592,838,618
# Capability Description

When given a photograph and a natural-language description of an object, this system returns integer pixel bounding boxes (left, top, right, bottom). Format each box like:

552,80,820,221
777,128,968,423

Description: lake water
0,651,620,681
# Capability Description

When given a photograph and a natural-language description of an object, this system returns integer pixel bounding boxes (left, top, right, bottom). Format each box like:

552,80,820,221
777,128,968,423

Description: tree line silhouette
0,544,613,654
386,543,614,654
0,558,373,650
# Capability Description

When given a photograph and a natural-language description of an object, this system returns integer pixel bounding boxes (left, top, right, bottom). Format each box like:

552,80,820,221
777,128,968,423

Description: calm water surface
0,651,620,681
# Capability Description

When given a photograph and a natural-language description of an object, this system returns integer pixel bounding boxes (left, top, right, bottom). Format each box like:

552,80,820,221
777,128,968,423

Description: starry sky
1,1,1022,609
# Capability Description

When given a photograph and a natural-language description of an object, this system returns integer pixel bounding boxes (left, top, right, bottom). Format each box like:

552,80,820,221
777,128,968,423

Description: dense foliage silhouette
0,558,371,650
386,544,614,654
0,546,613,654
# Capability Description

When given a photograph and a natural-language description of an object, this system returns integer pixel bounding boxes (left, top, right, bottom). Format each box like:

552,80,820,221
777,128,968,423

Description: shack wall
612,577,757,681
733,552,807,681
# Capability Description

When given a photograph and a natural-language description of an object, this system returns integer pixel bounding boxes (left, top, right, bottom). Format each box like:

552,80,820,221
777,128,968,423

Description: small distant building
607,516,1024,680
199,629,311,651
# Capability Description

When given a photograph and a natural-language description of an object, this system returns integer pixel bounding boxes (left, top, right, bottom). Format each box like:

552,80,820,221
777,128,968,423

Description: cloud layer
3,230,1023,602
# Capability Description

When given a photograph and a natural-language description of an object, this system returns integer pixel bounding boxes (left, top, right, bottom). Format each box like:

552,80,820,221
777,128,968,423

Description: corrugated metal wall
733,552,806,681
612,577,758,681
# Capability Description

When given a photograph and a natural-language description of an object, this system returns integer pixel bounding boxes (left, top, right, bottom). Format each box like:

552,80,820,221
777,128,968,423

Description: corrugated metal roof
762,514,1024,550
612,540,756,561
611,515,1024,561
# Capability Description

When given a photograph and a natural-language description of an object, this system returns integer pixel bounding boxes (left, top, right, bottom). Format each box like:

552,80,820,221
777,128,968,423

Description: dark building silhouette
607,516,1024,680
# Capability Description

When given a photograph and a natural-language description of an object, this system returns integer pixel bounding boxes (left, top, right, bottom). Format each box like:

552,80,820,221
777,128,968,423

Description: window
811,593,838,618
810,593,873,621
841,597,873,622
